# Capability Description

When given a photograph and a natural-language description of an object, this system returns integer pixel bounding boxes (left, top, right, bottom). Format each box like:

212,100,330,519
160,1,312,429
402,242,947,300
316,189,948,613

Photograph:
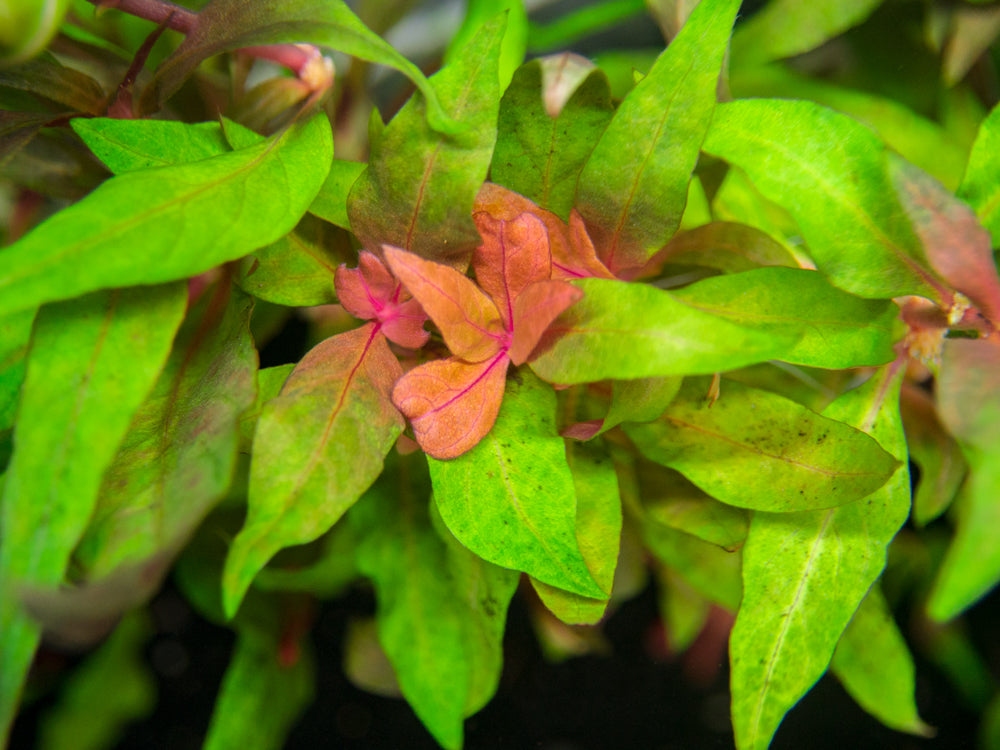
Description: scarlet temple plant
2,0,1000,749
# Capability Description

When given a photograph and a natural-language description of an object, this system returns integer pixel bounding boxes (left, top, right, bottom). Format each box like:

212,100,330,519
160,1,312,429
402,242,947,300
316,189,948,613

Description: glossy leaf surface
0,113,332,318
702,99,945,301
529,278,800,384
626,378,899,512
430,372,604,597
729,366,910,750
670,267,901,368
224,324,404,617
575,0,740,272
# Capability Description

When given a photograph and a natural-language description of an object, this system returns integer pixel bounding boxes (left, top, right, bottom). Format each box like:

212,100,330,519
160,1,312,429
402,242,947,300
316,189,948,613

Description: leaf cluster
2,1,1000,749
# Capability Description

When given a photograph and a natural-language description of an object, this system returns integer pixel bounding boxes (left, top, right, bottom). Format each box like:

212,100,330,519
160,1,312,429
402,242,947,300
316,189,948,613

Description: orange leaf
509,280,584,365
392,353,510,459
384,245,505,363
472,212,551,328
381,297,431,349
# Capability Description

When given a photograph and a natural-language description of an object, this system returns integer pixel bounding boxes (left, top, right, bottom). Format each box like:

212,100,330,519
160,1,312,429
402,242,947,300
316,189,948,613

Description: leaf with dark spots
624,378,899,512
385,246,504,362
223,323,404,617
472,212,552,329
392,353,509,460
509,280,583,365
889,153,1000,327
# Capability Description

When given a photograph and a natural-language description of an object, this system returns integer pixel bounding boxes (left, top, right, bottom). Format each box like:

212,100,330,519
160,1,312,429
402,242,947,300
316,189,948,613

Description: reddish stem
89,0,196,34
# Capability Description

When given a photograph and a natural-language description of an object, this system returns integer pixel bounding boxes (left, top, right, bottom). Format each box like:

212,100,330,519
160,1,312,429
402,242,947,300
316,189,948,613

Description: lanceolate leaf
73,282,256,582
670,267,901,369
429,372,604,597
223,323,404,617
71,117,259,173
491,58,614,219
348,17,505,267
625,378,899,512
532,443,622,624
352,456,518,750
702,99,947,301
831,587,931,736
730,0,883,65
0,113,332,318
575,0,740,273
0,53,106,113
139,0,455,133
729,365,910,750
958,102,1000,245
0,284,186,740
529,278,801,384
308,159,366,230
203,628,314,750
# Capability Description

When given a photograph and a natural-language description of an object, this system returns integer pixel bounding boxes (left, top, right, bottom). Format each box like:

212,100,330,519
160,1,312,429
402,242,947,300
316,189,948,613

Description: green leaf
959,102,1000,247
491,58,613,220
352,455,518,750
670,267,901,369
223,324,404,617
348,16,505,267
702,99,947,300
531,443,622,624
74,282,256,582
729,365,910,750
239,364,295,453
0,113,332,318
730,0,884,65
254,520,358,598
603,376,682,432
0,0,71,64
575,0,740,272
642,469,748,551
831,587,931,737
446,1,527,90
71,117,261,173
527,0,646,52
653,221,798,274
642,522,741,611
655,565,712,653
0,52,105,113
625,377,899,513
0,308,34,430
0,284,186,740
203,629,314,750
307,158,366,230
529,278,800,384
430,371,603,598
140,0,455,134
38,613,156,750
236,214,351,307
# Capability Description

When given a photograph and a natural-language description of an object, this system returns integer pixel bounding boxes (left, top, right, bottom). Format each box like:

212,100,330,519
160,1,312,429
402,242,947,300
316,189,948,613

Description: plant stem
89,0,196,34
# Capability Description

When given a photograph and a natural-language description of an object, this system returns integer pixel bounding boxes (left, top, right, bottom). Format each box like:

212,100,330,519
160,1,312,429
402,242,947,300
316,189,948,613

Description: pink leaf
392,353,510,459
381,297,431,349
509,280,584,365
335,251,396,320
472,211,552,328
384,245,505,363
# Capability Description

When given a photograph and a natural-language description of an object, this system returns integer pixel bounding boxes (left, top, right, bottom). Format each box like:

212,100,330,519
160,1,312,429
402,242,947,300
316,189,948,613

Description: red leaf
474,182,613,281
392,353,510,459
335,251,430,348
472,212,551,329
937,337,1000,446
561,420,604,440
508,280,584,365
384,245,505,362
